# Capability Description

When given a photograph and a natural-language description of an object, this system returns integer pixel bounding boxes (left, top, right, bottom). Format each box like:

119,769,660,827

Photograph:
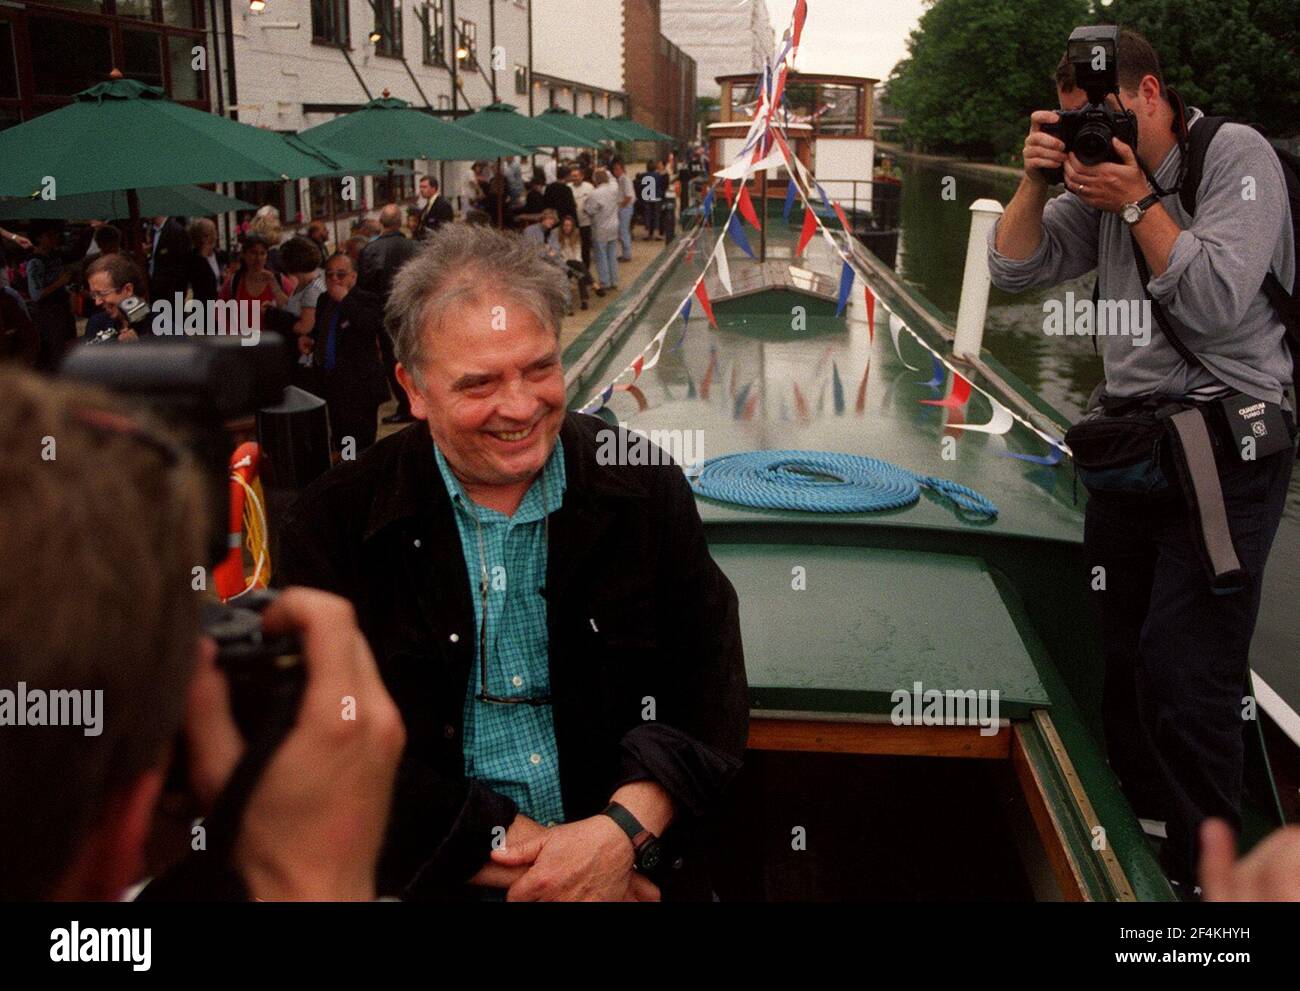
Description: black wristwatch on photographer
600,801,663,874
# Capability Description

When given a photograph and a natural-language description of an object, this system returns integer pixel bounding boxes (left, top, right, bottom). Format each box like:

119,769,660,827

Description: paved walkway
376,230,669,441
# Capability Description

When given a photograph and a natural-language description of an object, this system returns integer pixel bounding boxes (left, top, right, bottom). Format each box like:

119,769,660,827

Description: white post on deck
953,198,1005,361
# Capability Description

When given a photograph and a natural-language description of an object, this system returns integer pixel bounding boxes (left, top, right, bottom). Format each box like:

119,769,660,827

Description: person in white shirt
612,158,635,262
568,167,596,284
585,168,622,293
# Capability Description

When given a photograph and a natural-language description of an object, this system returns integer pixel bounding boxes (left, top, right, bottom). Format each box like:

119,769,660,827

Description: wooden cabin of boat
709,71,879,217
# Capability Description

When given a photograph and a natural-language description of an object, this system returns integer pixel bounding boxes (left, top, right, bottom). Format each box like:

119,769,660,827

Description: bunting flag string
727,213,756,258
738,184,763,230
694,279,718,328
578,1,1070,465
713,235,733,295
796,207,818,257
835,259,855,317
783,176,798,222
920,354,945,389
920,369,975,411
888,313,921,371
769,120,1071,458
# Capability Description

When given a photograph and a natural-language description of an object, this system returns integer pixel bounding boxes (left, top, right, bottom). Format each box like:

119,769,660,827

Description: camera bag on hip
1066,220,1296,591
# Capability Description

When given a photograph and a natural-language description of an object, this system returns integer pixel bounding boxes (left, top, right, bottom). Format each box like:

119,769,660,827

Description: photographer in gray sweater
988,26,1295,896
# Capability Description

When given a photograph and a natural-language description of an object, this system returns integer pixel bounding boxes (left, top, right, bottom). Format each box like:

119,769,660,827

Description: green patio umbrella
537,107,610,145
299,94,527,162
0,77,358,200
0,184,254,221
582,111,636,142
607,116,673,142
0,74,368,258
452,102,590,150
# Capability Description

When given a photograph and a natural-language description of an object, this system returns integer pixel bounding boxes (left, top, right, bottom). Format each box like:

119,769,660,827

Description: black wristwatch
600,801,663,874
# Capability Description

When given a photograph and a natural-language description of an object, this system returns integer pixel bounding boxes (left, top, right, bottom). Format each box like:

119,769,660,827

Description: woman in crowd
585,168,621,294
25,222,76,371
557,214,592,311
247,205,285,274
185,218,224,304
219,234,292,338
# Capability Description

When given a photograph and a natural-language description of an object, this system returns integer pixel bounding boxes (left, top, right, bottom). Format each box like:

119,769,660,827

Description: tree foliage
1104,0,1300,139
888,0,1090,159
887,0,1300,160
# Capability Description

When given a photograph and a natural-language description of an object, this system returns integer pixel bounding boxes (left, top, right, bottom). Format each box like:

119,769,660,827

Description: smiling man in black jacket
278,224,747,901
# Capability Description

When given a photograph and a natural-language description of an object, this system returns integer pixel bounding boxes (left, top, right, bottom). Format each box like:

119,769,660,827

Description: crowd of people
0,145,710,457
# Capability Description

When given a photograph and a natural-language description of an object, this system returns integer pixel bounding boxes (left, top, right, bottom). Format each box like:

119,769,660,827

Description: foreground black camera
60,337,305,747
1039,25,1138,185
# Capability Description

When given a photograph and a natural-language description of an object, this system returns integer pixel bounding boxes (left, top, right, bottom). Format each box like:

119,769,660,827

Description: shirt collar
433,434,567,525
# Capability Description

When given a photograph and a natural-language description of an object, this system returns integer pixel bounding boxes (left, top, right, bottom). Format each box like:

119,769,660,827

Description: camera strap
1129,230,1207,372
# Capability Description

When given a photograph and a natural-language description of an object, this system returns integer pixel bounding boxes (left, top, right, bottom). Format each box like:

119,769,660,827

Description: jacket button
443,724,456,739
413,538,422,549
449,632,459,643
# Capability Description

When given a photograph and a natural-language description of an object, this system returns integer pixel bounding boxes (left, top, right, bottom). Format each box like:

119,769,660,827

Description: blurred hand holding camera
185,588,406,902
1022,110,1067,185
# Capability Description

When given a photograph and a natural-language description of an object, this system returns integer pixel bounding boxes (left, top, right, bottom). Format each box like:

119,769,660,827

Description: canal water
894,159,1300,722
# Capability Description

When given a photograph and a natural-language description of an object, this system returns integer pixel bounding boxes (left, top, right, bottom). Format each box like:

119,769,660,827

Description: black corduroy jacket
277,413,748,899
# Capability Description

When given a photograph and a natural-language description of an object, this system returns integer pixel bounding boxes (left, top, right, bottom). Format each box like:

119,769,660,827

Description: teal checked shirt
433,439,568,827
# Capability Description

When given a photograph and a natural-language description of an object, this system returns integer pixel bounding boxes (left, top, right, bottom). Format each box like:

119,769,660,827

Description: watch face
637,841,662,873
1122,203,1141,225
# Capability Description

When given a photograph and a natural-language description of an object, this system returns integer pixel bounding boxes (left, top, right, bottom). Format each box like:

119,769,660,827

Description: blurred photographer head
0,361,404,902
0,367,206,900
86,253,146,324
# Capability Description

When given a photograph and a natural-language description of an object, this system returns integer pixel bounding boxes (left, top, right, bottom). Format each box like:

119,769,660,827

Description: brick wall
621,0,660,130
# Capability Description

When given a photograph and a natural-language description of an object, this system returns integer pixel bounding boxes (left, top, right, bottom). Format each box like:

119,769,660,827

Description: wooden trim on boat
1031,710,1136,901
748,718,1010,759
1011,723,1089,901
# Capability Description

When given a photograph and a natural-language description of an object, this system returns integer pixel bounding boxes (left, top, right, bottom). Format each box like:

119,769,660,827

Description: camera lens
1075,123,1113,166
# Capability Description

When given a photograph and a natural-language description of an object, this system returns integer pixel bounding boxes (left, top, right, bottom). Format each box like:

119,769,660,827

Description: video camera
59,336,305,744
87,293,151,343
1039,25,1138,185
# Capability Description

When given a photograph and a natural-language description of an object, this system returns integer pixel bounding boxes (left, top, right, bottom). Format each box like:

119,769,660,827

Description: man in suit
311,253,391,452
416,176,454,241
543,172,578,226
359,204,421,424
146,215,191,307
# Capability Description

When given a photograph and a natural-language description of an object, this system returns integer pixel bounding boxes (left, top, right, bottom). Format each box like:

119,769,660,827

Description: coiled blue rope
691,450,998,521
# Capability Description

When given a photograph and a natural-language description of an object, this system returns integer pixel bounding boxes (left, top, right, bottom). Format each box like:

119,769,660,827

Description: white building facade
226,0,534,225
659,0,773,97
527,0,627,119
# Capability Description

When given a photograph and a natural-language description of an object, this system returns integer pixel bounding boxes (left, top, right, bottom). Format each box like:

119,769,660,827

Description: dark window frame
456,17,476,71
422,0,445,67
1,4,208,123
310,0,351,48
373,0,401,58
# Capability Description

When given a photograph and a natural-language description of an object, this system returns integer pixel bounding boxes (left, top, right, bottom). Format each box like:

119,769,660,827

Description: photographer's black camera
1039,25,1138,184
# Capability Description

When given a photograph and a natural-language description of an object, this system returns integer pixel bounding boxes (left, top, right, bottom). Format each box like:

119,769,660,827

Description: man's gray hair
386,224,568,382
